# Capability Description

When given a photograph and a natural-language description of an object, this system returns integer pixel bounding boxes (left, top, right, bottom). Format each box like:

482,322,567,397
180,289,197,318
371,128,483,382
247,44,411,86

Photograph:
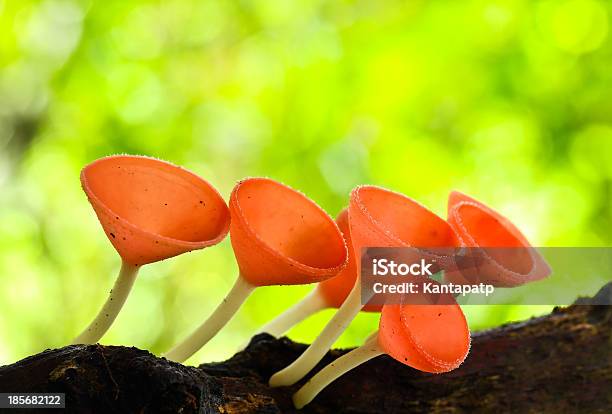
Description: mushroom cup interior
82,156,229,244
455,203,534,275
235,179,346,270
356,187,456,248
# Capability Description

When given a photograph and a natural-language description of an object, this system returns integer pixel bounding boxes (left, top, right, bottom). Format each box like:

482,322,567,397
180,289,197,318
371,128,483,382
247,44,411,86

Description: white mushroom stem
165,276,254,363
269,279,372,387
292,333,383,409
72,261,139,344
255,288,328,337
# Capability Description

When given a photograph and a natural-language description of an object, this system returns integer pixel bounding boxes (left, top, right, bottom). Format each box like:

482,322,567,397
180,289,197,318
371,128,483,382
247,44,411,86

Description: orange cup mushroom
251,208,378,343
293,289,470,409
73,155,230,344
164,178,348,362
270,185,459,387
445,191,550,288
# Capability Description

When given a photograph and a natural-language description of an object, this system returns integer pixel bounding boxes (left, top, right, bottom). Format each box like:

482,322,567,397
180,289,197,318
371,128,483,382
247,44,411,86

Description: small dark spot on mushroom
155,241,159,244
115,216,119,220
164,203,168,206
199,200,204,205
110,233,116,238
438,312,442,316
122,237,126,241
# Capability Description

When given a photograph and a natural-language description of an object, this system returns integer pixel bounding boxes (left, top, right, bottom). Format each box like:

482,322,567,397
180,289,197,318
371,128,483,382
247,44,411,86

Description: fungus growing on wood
270,185,458,387
293,289,470,409
73,155,230,344
164,178,347,362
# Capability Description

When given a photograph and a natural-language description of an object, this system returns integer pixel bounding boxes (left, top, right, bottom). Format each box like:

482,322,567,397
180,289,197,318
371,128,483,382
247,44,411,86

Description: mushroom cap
348,186,458,271
229,178,347,287
81,155,230,265
318,209,382,312
378,290,470,373
446,191,551,287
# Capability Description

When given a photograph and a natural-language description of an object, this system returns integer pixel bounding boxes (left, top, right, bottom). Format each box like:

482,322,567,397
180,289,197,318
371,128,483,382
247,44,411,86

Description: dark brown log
1,284,611,413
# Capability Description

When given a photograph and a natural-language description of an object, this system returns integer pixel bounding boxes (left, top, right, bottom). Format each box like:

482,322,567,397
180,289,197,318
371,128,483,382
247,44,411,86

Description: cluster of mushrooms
72,155,549,409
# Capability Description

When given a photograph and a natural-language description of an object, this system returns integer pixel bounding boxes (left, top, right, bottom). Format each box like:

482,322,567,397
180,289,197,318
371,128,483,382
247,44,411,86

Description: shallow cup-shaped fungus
73,155,230,344
270,185,458,387
445,191,550,287
293,291,470,409
164,178,348,362
252,209,379,341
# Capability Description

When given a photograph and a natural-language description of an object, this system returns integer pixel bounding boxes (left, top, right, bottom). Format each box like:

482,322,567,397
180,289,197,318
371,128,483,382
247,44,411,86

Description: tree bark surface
1,284,611,413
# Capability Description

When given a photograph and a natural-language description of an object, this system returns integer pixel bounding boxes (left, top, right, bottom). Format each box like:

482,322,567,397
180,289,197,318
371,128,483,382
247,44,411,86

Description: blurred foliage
0,0,610,365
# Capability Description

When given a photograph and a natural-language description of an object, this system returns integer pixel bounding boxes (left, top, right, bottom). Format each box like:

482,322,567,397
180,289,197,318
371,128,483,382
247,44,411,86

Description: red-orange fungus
378,292,470,373
349,185,459,271
271,185,464,389
81,155,230,265
446,191,551,287
229,178,348,287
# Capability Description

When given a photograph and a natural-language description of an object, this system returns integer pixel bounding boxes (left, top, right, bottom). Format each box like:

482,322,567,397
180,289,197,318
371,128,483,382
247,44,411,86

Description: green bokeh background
0,0,610,365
